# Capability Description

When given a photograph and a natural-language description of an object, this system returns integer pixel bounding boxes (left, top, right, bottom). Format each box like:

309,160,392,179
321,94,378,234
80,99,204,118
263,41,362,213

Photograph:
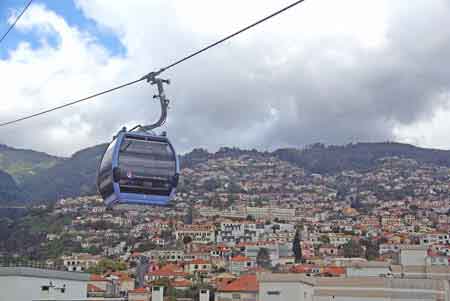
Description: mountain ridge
0,141,449,203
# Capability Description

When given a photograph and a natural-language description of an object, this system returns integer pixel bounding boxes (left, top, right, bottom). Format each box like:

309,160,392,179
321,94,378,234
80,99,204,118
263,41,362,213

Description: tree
409,205,419,212
319,235,330,244
351,197,363,209
183,236,193,245
203,178,220,191
256,248,271,269
184,207,193,225
137,241,157,252
343,240,364,258
161,230,173,241
361,240,379,261
292,230,303,263
87,259,127,274
227,181,242,193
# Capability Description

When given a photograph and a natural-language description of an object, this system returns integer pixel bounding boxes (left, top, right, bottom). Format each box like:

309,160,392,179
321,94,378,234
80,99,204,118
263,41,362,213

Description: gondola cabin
97,131,179,206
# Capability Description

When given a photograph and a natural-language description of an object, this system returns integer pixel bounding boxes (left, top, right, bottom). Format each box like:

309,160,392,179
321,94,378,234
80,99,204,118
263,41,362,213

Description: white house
0,267,90,301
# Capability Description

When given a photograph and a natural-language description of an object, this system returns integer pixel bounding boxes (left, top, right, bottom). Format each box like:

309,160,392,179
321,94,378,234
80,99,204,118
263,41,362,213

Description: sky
0,0,450,156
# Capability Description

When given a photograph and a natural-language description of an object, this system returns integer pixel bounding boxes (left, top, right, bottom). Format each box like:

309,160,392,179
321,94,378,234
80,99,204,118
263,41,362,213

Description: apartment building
258,273,449,301
0,267,90,301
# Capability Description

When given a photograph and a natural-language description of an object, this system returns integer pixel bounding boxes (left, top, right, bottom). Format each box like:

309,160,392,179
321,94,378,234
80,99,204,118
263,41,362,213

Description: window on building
267,291,280,295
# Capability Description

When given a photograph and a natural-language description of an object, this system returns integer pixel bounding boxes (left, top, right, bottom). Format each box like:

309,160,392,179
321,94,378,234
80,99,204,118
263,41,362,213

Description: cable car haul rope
0,0,308,207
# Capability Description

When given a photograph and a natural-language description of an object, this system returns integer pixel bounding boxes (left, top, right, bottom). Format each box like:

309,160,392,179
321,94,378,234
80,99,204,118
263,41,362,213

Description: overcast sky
0,0,450,156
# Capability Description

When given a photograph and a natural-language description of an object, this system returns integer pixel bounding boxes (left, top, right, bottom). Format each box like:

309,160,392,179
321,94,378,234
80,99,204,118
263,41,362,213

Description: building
344,261,391,277
258,273,449,301
0,267,90,301
185,259,212,274
421,233,450,246
128,287,150,301
217,221,259,244
147,249,184,262
175,224,216,244
215,274,258,301
245,206,295,221
399,245,428,266
229,255,255,275
62,253,101,272
318,244,339,257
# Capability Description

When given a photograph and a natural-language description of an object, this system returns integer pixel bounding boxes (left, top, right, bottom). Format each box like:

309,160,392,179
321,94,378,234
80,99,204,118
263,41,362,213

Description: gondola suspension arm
138,71,171,133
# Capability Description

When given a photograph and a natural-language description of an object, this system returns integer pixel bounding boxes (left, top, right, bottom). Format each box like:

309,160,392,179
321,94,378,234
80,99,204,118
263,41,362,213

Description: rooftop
219,274,259,292
0,267,90,281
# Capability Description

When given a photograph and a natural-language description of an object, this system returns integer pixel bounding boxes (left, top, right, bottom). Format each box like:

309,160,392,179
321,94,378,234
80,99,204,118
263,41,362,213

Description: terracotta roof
109,272,133,282
323,266,346,276
219,274,259,292
190,259,210,265
89,274,107,281
150,264,187,277
231,255,251,262
290,265,314,273
171,279,193,287
129,287,148,293
215,278,235,290
88,284,105,292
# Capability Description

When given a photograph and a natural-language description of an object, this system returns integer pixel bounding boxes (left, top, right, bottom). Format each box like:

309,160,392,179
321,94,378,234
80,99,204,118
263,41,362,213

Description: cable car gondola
97,75,179,207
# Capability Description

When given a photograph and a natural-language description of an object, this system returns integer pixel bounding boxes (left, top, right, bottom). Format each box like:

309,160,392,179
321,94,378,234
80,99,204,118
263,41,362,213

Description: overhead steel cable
0,78,144,127
158,0,306,73
0,0,34,45
0,0,307,128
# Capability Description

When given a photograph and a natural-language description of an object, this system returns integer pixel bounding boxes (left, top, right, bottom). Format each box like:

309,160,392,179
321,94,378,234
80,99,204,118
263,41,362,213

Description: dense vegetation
0,144,60,183
0,170,23,202
0,142,449,203
275,142,450,174
20,144,108,201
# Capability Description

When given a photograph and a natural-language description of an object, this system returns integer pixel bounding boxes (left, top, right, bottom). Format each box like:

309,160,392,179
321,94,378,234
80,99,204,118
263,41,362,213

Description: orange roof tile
89,274,107,281
215,278,235,290
219,274,259,292
290,265,314,273
110,272,133,282
88,284,105,292
231,255,251,262
129,287,148,294
149,264,187,277
323,266,346,276
171,279,192,287
190,259,210,265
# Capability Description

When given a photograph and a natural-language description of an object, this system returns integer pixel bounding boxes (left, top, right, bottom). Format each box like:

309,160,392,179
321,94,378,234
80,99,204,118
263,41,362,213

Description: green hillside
0,144,61,184
0,170,23,202
20,144,108,201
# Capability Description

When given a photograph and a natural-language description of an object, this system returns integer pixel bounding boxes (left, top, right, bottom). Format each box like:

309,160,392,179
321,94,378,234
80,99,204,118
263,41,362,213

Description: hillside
20,144,108,202
0,142,449,203
0,170,23,202
0,144,60,184
274,142,450,174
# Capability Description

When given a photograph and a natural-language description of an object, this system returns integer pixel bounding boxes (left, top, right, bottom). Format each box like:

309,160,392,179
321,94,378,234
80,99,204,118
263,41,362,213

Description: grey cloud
2,0,450,156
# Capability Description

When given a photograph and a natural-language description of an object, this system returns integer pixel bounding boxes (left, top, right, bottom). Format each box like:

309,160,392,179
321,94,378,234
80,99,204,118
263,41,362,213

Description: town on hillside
1,153,450,300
